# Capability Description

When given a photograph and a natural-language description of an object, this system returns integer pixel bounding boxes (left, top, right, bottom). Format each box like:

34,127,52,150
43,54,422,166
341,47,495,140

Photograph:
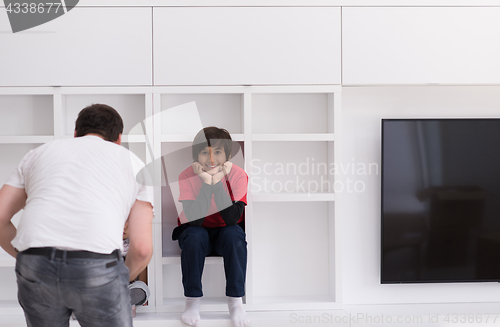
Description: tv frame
381,118,500,284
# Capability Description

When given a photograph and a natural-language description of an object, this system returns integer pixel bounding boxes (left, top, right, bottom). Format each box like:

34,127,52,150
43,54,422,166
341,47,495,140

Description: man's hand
192,162,212,185
124,200,153,282
212,161,232,185
0,185,26,258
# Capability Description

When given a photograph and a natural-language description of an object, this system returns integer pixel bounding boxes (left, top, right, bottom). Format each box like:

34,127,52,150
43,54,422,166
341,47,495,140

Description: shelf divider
162,256,222,265
0,258,15,268
122,135,147,143
253,133,334,142
252,192,335,202
161,133,244,142
0,136,54,144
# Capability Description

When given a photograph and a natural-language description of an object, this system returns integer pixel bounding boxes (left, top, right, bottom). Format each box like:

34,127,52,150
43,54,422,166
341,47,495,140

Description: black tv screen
382,119,500,283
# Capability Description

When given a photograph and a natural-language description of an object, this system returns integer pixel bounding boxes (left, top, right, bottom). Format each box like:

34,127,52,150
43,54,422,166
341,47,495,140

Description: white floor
0,310,348,327
3,303,500,326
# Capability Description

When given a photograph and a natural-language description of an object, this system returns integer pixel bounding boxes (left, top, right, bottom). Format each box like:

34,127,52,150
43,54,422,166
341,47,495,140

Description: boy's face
197,145,226,175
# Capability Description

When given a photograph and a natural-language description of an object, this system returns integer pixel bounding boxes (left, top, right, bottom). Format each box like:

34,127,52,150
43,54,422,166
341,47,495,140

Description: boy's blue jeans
178,225,247,298
16,249,132,327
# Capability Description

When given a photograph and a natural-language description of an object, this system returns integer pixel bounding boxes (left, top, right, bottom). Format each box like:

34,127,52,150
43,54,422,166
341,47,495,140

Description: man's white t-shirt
5,135,154,254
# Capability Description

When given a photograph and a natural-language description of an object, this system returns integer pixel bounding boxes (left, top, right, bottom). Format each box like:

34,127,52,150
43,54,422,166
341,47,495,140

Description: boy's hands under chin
192,162,213,185
212,162,232,185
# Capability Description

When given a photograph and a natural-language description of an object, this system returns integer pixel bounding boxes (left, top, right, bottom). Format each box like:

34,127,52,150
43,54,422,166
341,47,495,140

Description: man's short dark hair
75,104,124,142
192,127,232,161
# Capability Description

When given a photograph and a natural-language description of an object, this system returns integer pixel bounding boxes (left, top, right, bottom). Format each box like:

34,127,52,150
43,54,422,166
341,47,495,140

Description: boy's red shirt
177,164,248,228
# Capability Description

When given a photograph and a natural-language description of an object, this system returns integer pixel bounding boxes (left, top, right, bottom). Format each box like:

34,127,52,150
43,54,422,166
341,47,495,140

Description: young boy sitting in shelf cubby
172,127,250,327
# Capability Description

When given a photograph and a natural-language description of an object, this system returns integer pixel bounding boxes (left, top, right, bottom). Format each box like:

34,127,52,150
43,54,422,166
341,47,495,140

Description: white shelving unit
0,85,341,314
0,87,157,313
0,90,58,313
152,85,342,312
248,86,342,310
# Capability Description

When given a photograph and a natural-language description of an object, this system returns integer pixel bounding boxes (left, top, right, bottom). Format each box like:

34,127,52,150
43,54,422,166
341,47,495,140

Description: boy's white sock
228,297,251,327
181,297,201,326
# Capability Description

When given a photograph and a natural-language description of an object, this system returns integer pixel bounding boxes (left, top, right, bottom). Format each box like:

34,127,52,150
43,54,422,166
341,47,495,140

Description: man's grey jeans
16,249,132,327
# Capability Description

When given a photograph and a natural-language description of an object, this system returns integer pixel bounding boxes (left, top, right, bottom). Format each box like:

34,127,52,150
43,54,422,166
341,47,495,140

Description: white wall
341,86,500,305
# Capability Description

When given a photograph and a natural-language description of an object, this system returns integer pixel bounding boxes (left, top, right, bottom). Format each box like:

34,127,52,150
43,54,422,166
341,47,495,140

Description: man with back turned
0,104,154,327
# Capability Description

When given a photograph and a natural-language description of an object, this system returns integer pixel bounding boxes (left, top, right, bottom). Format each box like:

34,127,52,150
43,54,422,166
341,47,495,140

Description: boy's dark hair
75,104,124,142
192,127,232,161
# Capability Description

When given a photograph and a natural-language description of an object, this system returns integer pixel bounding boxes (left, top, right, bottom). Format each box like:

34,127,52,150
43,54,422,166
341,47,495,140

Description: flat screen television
382,119,500,283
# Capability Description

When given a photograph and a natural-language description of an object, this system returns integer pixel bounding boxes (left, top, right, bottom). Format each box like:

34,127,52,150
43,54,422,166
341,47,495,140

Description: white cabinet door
342,7,500,84
0,8,152,86
153,7,341,85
